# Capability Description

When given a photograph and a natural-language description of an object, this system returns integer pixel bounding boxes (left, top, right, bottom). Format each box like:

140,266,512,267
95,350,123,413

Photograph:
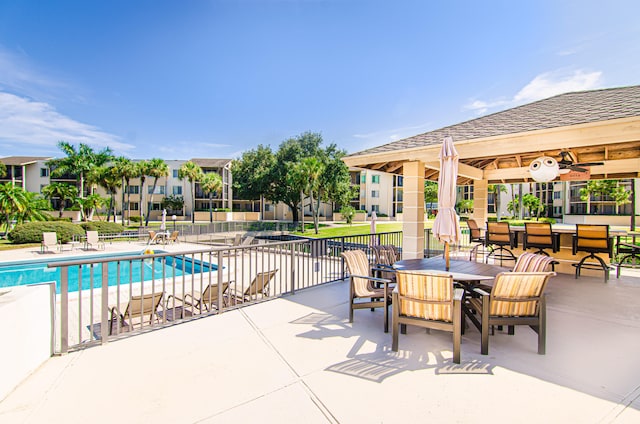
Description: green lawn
291,222,406,238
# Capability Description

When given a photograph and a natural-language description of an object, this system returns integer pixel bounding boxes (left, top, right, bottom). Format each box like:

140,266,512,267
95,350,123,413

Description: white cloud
0,91,132,153
353,122,433,142
465,69,603,115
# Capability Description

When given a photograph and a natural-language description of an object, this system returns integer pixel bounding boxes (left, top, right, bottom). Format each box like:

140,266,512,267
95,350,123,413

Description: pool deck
1,243,640,423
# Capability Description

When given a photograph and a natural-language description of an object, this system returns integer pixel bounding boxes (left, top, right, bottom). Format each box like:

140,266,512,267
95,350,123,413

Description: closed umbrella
370,210,377,246
160,209,167,232
432,136,461,270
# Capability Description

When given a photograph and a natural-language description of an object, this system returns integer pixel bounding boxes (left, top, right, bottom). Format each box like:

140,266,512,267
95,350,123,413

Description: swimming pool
0,252,218,293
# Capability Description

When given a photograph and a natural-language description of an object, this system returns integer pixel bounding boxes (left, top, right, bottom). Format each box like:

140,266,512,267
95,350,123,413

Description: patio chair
148,230,157,244
392,271,463,363
84,230,105,250
513,252,557,273
41,232,61,253
615,235,640,278
485,222,517,265
371,244,399,283
467,219,485,261
572,224,613,282
165,281,230,316
90,292,164,339
463,271,555,355
167,230,180,244
227,269,278,304
523,222,558,256
341,250,393,332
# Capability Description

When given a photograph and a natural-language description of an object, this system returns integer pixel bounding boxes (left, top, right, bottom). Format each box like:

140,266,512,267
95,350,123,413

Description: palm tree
144,158,169,226
15,191,49,223
112,157,137,225
0,182,29,237
77,194,107,221
47,142,113,198
41,182,79,218
200,172,223,222
90,165,122,222
0,162,6,178
300,157,324,234
178,161,203,224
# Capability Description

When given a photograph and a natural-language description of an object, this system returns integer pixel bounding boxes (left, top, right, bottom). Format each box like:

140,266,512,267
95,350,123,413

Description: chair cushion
397,272,453,322
513,253,555,272
490,273,547,316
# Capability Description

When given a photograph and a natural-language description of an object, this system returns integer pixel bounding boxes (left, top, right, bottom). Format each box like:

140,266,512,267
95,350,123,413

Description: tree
41,183,79,218
424,181,438,205
0,182,29,237
112,157,137,225
522,193,544,218
579,180,631,209
231,145,276,217
0,162,6,178
488,184,507,221
291,157,325,233
136,160,151,227
178,161,204,224
145,158,169,226
507,195,521,218
47,141,113,198
200,172,223,222
340,205,356,225
76,194,107,221
15,191,49,223
161,195,184,214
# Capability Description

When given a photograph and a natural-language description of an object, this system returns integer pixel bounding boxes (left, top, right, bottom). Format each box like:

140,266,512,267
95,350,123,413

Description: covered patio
343,86,640,261
1,270,639,422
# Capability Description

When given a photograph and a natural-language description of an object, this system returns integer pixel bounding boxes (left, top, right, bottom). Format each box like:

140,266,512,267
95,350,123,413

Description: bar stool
466,219,485,261
572,224,612,282
485,221,517,265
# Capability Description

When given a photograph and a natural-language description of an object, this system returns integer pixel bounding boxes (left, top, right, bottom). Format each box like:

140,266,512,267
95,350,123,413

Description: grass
292,222,404,238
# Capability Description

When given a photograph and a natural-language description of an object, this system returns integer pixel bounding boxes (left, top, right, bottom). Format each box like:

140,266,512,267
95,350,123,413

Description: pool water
0,252,218,293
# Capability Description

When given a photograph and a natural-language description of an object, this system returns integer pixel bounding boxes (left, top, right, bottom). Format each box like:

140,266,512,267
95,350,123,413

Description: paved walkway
1,265,640,423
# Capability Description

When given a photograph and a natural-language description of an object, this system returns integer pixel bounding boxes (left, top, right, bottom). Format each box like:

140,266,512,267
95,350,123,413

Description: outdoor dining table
393,257,509,292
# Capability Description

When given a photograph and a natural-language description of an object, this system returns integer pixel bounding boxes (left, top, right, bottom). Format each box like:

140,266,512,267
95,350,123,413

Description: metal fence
49,227,475,353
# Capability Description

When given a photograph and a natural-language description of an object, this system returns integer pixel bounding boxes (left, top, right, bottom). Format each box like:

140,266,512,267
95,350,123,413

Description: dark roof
348,85,640,157
0,156,53,166
190,158,232,168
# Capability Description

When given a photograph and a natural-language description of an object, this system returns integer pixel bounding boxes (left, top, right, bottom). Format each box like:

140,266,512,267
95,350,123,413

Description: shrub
129,216,141,223
9,221,85,244
80,221,125,234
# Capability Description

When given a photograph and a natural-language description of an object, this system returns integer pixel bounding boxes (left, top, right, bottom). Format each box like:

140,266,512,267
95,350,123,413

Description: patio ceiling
343,86,640,185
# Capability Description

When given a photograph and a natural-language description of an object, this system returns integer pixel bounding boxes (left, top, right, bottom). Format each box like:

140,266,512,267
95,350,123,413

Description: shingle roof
347,85,640,157
0,156,53,166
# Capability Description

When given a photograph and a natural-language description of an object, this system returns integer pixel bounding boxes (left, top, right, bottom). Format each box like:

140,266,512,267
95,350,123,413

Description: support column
472,179,488,225
402,161,425,259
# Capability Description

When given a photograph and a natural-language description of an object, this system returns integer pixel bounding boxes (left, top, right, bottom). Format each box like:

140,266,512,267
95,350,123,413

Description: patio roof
0,156,53,166
343,85,640,184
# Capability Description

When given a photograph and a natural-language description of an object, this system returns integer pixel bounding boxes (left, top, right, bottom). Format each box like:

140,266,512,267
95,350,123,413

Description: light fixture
529,156,560,182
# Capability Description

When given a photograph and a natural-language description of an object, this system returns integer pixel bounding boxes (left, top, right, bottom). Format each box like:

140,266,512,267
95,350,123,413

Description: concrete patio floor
1,262,640,423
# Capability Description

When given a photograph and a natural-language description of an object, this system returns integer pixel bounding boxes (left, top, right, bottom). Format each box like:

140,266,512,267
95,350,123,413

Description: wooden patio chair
167,230,180,244
341,250,393,332
463,271,555,355
41,232,61,253
228,269,278,304
84,230,105,250
392,271,464,363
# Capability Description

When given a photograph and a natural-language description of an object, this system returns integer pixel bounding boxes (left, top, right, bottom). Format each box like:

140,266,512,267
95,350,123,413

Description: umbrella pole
444,242,450,271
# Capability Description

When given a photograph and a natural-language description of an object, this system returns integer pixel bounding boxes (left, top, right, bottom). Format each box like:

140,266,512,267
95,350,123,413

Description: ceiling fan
557,151,604,173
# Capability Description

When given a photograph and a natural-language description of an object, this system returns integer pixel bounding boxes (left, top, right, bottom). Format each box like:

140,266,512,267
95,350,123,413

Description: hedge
9,221,86,244
80,222,125,234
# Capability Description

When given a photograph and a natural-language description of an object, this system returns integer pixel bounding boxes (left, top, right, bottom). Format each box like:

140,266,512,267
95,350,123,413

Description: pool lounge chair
84,231,105,250
41,232,61,253
227,269,278,304
90,292,164,340
165,281,230,317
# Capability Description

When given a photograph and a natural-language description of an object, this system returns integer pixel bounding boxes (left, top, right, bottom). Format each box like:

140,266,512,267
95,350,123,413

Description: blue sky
1,0,639,160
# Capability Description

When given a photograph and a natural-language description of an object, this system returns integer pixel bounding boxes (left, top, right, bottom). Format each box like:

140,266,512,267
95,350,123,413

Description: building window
553,191,561,200
129,202,139,211
173,169,179,178
127,185,139,194
371,205,380,213
40,168,49,177
371,190,379,198
148,186,166,195
172,186,182,195
372,175,380,184
360,174,366,184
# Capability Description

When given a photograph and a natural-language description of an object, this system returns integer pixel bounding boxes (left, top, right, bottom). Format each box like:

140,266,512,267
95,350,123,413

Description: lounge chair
41,232,61,253
90,292,164,339
84,230,105,250
166,230,179,244
392,270,464,364
228,269,278,304
165,281,230,315
463,271,555,355
341,250,393,332
148,230,157,244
